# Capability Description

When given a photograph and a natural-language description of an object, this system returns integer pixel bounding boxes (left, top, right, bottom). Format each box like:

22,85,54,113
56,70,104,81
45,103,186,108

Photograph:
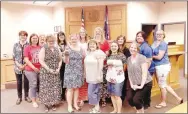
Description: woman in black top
116,35,131,102
57,31,67,101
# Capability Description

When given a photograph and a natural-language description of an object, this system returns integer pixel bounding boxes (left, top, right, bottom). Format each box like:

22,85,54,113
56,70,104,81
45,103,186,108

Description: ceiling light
33,1,52,5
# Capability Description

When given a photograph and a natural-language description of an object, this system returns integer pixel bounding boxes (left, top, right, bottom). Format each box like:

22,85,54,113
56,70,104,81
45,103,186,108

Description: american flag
81,8,85,29
104,5,110,40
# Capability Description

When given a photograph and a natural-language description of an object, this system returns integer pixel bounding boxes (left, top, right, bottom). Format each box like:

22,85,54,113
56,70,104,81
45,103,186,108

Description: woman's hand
48,68,55,74
19,65,25,70
110,78,116,83
55,68,60,74
33,67,40,73
132,85,142,90
64,47,69,56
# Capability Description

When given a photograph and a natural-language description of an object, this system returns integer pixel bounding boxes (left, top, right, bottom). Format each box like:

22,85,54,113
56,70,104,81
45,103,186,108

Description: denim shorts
88,83,101,105
107,81,124,96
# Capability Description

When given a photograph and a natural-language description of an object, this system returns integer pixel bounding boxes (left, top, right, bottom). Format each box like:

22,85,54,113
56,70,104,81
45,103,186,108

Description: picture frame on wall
54,26,61,32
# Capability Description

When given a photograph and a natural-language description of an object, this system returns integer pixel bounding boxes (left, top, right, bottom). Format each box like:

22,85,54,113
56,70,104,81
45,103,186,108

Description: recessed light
33,1,52,5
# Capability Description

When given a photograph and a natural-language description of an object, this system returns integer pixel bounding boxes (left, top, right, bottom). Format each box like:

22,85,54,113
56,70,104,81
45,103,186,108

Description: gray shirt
127,53,152,85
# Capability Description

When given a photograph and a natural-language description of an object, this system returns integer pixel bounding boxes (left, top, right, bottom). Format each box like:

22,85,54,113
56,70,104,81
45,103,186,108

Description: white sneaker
32,102,39,108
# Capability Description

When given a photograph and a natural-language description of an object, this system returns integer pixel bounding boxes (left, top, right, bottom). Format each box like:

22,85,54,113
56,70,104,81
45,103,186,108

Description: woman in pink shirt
24,33,41,108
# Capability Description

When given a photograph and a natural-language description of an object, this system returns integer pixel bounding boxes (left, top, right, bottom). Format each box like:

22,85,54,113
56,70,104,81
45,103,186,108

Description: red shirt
99,40,110,65
24,45,41,71
99,40,110,53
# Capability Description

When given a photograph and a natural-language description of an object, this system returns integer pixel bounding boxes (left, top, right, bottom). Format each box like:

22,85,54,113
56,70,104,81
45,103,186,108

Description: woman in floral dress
63,34,85,113
39,35,62,112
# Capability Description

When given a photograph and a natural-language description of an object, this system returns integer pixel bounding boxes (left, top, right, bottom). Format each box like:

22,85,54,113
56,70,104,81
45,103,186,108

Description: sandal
68,107,74,113
101,101,106,107
179,99,183,104
52,106,57,111
155,104,167,109
73,106,81,111
44,106,49,113
79,101,84,107
89,108,101,113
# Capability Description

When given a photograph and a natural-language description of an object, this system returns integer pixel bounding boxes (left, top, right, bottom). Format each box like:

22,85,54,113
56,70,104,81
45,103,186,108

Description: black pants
60,62,66,100
121,72,131,101
15,73,29,98
143,73,154,107
126,81,152,110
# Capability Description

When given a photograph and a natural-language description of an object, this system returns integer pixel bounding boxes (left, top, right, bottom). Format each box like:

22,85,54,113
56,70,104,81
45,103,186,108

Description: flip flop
73,106,81,111
179,99,183,104
89,108,101,113
155,104,167,109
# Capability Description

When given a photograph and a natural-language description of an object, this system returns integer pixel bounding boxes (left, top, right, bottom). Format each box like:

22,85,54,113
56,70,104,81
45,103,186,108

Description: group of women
13,27,183,113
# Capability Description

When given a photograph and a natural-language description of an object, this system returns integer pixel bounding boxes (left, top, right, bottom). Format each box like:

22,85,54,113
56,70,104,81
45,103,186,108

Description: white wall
53,3,65,32
1,2,54,58
127,2,160,41
158,2,187,74
164,24,185,44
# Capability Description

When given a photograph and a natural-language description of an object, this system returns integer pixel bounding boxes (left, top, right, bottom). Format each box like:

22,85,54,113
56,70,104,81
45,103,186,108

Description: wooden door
65,5,127,41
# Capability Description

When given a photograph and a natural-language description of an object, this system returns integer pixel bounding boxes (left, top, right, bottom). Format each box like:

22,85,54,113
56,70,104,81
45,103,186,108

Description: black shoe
144,105,150,110
25,97,32,103
16,98,22,105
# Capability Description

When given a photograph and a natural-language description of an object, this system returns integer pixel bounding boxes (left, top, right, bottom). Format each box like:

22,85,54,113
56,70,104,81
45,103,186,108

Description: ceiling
5,1,62,7
4,1,128,7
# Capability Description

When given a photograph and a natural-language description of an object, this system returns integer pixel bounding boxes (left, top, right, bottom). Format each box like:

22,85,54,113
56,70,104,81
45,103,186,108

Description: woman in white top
106,41,127,113
84,39,106,113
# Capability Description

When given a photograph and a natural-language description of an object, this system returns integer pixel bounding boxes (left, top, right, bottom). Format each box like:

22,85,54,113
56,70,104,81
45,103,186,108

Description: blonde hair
45,34,56,42
93,27,105,43
79,28,88,42
157,29,166,39
87,39,99,51
39,34,46,40
129,41,140,53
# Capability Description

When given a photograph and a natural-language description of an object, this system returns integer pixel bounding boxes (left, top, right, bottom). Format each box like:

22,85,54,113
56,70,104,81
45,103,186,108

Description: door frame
161,21,186,77
141,23,158,41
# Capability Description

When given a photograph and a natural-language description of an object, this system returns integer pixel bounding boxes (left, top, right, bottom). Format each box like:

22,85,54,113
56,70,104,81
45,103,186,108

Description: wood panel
1,59,15,85
65,4,127,40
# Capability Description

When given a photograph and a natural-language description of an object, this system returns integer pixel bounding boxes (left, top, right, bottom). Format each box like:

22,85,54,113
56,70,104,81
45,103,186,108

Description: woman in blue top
151,30,183,109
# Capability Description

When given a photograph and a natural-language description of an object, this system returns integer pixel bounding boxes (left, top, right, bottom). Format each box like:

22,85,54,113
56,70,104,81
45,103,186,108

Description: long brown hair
57,31,67,46
116,35,127,52
29,33,39,45
108,40,121,57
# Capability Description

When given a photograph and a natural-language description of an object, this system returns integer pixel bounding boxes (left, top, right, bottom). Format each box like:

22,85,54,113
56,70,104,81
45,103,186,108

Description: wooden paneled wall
65,5,127,40
1,59,15,85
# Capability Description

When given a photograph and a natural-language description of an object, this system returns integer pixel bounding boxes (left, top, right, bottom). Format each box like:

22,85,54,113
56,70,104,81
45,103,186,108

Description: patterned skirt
99,67,110,100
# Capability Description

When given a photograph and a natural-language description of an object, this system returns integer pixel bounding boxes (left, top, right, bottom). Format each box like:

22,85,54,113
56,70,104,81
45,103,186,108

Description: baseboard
2,81,17,89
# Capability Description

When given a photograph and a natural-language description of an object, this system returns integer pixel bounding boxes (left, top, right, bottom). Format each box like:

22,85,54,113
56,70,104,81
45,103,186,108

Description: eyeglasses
156,34,164,36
